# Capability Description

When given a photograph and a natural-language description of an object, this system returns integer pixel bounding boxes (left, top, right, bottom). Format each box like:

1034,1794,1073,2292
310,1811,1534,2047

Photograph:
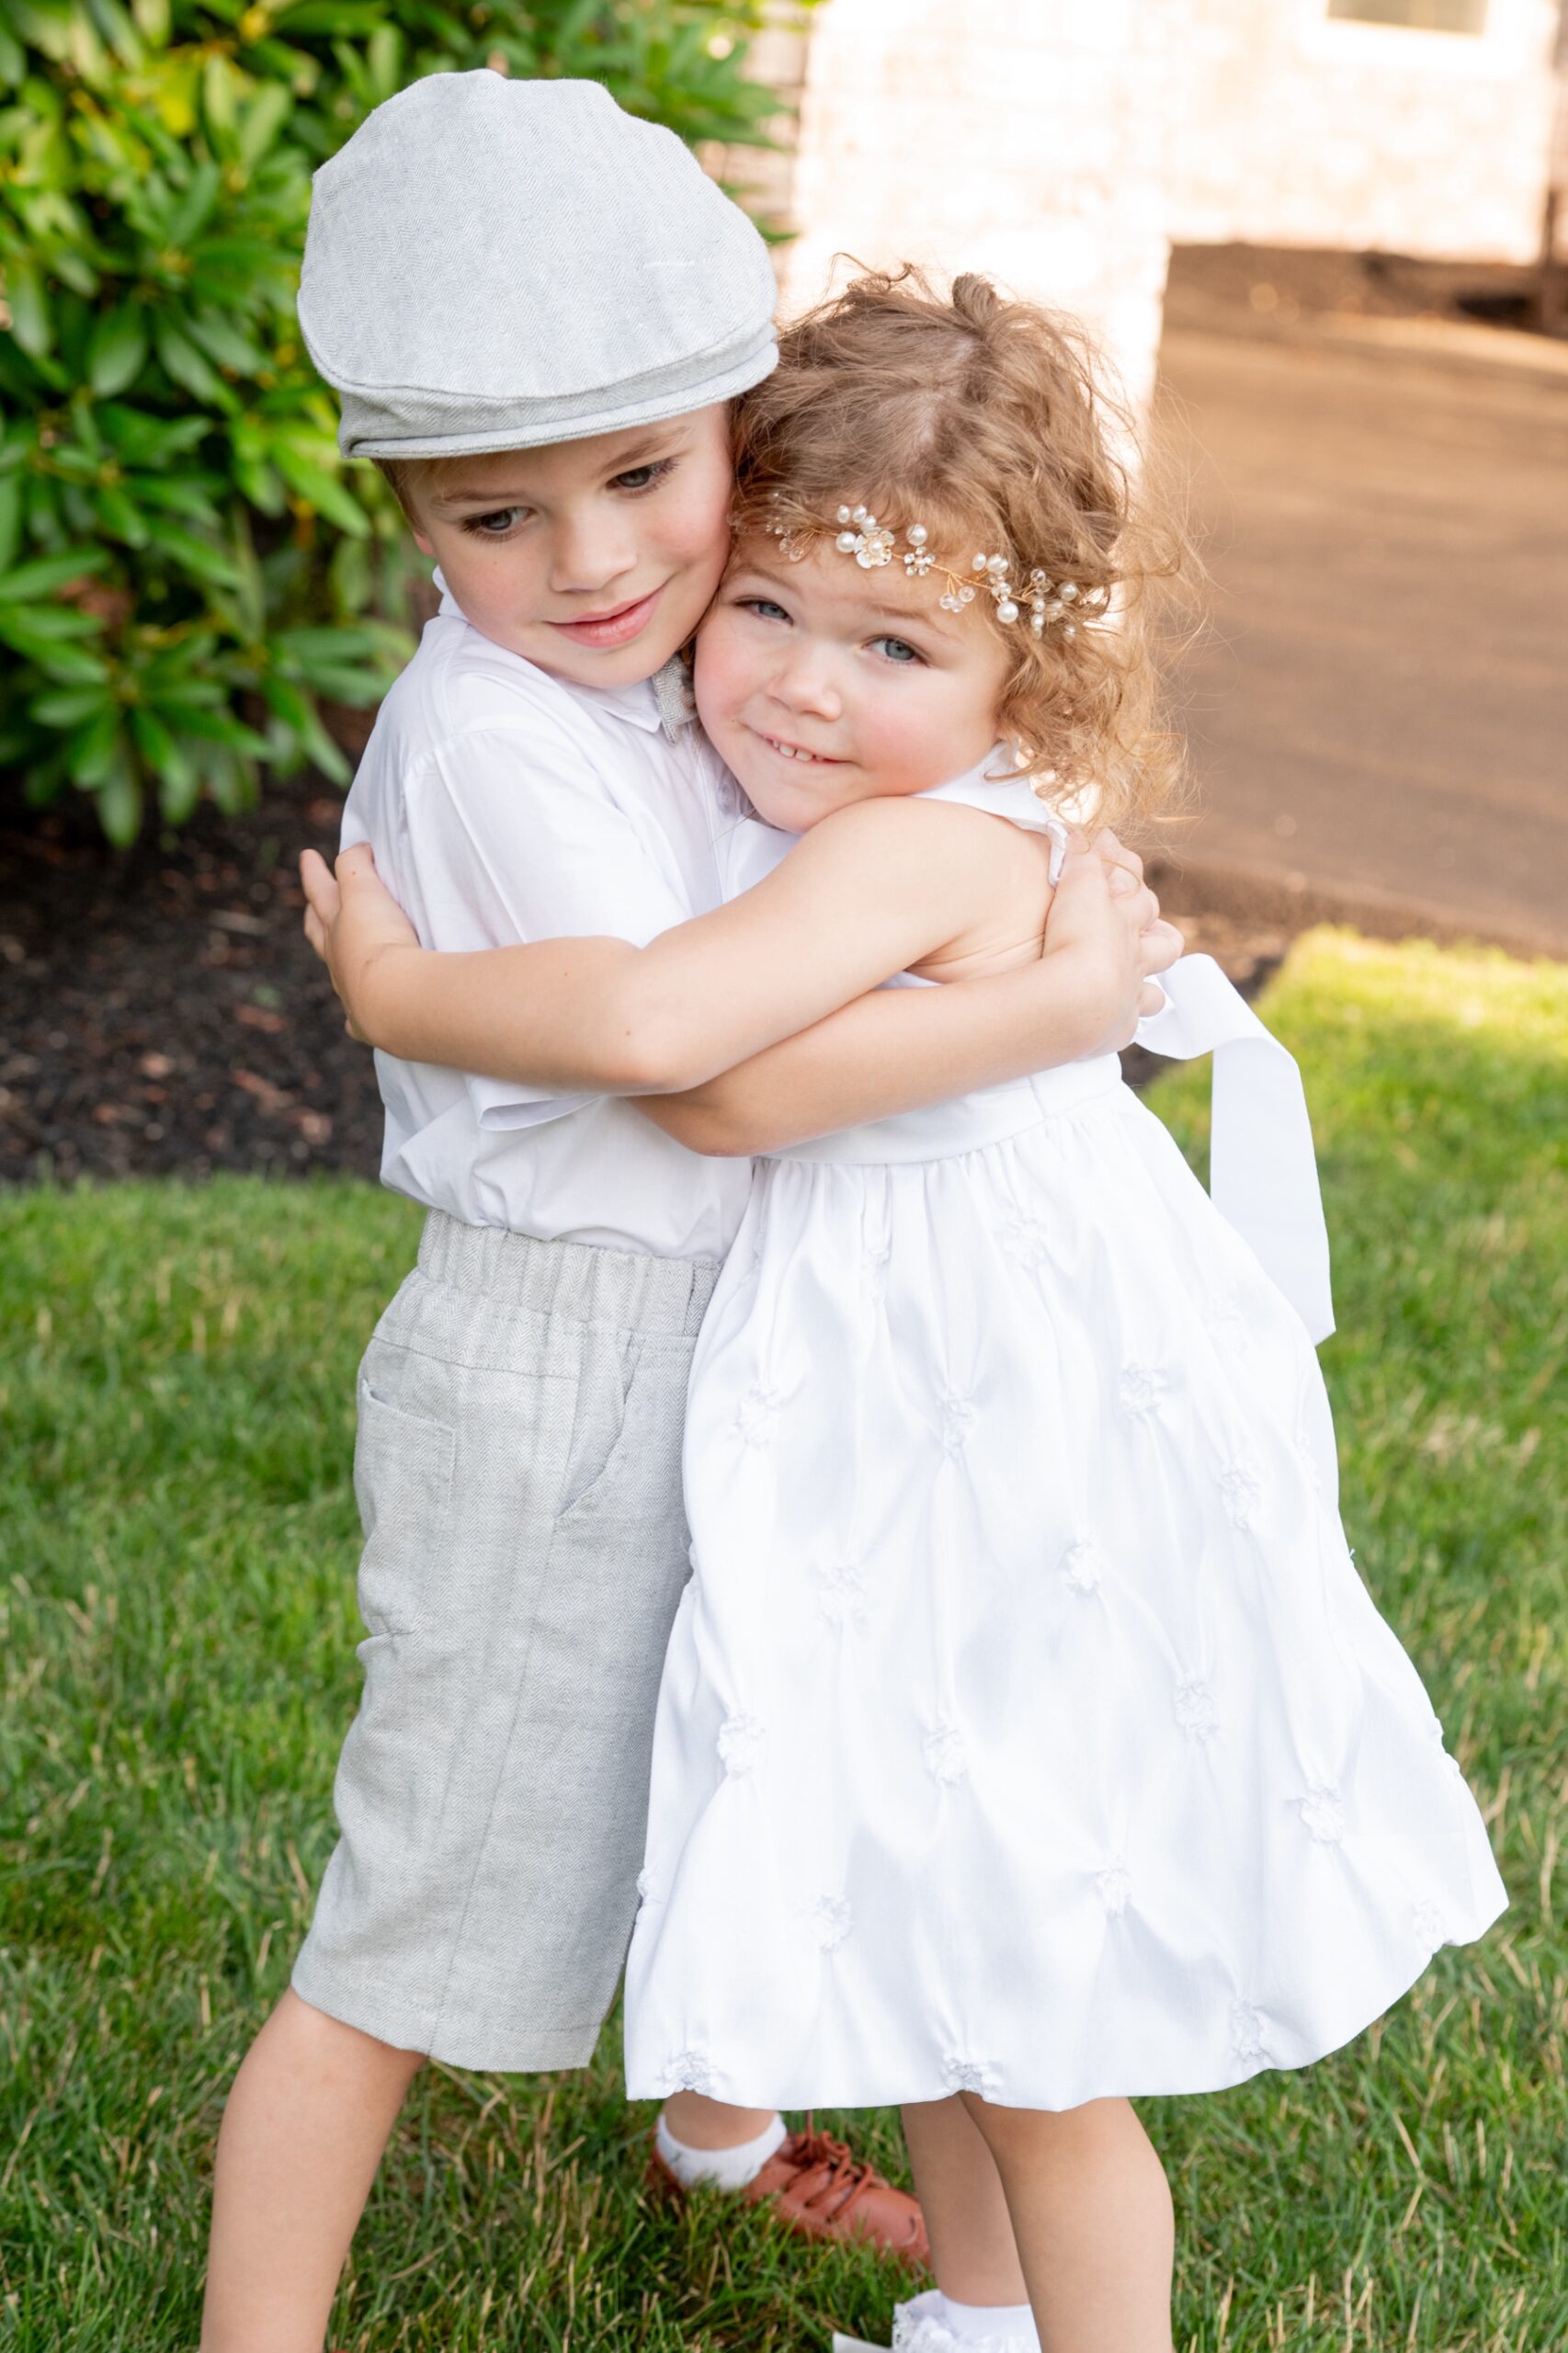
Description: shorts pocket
353,1378,457,1637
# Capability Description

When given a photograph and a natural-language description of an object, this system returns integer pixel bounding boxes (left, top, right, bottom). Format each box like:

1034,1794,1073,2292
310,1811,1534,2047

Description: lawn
2,930,1564,2352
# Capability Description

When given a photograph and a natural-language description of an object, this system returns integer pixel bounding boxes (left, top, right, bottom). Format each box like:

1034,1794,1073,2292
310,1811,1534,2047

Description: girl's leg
200,1988,426,2353
960,2094,1175,2353
902,2096,1029,2306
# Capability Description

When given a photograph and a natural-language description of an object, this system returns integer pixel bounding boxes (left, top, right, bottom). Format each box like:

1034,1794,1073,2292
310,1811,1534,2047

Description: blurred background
1,0,1564,1177
4,14,1565,2352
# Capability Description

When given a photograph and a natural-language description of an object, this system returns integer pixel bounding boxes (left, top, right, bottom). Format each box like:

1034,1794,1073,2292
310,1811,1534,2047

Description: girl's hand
1045,833,1184,1055
299,844,420,1044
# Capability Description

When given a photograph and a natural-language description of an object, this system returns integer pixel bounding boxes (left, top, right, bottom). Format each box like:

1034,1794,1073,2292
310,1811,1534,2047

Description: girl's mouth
547,585,664,649
756,731,844,765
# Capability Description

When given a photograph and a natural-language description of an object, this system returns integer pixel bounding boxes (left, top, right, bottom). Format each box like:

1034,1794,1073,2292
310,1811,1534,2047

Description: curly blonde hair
731,268,1189,830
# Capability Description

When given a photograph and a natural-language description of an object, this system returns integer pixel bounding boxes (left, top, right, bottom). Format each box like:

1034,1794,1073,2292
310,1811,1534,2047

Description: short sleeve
360,716,694,1131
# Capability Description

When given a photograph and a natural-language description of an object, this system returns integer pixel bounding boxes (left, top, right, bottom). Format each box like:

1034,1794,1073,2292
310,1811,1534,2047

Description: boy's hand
299,844,419,1043
1044,831,1183,1057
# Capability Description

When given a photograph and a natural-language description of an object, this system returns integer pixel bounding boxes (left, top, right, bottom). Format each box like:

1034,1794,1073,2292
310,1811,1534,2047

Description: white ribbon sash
1135,953,1335,1346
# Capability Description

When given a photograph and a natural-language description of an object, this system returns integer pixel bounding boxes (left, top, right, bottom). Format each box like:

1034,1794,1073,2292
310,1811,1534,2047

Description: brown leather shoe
646,2124,929,2269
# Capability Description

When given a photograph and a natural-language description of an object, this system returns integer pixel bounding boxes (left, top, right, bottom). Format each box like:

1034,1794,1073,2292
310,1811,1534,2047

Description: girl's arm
308,798,1037,1097
638,849,1178,1154
302,838,1179,1157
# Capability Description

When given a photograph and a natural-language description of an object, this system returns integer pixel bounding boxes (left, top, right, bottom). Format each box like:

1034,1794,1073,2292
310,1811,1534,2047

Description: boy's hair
731,269,1190,830
373,454,447,528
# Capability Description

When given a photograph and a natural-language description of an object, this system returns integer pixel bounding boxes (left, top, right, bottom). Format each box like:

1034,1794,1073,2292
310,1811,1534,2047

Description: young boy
205,70,1175,2350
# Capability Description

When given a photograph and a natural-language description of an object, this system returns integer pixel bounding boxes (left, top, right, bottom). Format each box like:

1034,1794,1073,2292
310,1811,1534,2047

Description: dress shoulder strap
918,755,1070,881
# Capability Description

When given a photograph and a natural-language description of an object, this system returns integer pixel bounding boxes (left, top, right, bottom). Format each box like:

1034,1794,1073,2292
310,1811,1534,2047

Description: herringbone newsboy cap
299,72,778,459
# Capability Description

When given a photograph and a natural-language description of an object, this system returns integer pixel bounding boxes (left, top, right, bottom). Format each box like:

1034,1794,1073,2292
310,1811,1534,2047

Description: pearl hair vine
762,495,1108,639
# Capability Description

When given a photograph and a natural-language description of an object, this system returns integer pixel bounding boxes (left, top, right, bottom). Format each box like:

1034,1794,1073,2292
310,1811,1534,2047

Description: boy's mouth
547,585,664,649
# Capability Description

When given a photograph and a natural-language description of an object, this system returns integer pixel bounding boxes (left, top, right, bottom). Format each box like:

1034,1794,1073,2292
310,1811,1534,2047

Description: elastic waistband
416,1212,719,1336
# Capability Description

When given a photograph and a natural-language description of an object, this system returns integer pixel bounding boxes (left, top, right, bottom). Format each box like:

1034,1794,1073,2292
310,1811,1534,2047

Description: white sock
656,2107,787,2191
896,2287,1040,2348
936,2290,1040,2347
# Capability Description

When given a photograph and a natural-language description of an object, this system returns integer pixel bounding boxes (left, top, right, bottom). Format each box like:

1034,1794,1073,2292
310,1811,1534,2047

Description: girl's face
407,406,733,688
694,533,1013,832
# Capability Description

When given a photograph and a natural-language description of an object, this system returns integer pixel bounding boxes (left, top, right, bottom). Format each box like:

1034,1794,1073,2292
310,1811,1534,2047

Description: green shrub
0,2,790,843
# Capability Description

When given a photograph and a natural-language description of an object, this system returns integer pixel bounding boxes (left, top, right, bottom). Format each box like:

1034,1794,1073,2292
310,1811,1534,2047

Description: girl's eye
869,635,924,665
612,458,676,494
738,597,791,623
460,506,529,538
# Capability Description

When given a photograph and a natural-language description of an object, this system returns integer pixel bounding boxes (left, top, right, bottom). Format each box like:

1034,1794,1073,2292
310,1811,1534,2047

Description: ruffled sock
655,2107,787,2191
892,2286,1040,2351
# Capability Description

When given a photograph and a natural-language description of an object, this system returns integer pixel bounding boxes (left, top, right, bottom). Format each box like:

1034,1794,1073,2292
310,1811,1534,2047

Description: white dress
624,767,1506,2114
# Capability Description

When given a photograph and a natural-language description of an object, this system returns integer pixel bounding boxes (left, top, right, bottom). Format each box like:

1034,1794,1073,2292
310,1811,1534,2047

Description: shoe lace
790,2120,879,2218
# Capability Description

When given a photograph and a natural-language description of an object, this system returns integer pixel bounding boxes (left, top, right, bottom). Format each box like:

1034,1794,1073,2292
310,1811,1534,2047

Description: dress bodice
712,755,1335,1343
720,759,1117,1164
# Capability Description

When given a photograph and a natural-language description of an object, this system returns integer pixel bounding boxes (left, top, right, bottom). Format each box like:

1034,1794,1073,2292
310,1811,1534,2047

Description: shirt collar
433,569,665,733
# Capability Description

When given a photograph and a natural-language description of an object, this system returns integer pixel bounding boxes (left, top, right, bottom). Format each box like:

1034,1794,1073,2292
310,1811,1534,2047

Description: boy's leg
201,1990,424,2353
959,2095,1175,2353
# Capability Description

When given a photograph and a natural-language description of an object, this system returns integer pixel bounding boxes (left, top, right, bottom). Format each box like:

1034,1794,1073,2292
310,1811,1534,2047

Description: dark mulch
0,770,382,1188
0,768,1292,1189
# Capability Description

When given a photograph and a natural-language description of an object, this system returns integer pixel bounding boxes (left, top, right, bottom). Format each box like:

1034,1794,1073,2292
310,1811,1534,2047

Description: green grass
3,930,1565,2352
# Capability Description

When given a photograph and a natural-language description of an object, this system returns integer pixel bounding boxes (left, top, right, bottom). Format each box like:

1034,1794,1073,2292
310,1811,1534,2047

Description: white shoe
832,2336,888,2352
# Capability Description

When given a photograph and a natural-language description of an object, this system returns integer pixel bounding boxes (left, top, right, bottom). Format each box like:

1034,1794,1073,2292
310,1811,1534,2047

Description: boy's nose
547,514,638,597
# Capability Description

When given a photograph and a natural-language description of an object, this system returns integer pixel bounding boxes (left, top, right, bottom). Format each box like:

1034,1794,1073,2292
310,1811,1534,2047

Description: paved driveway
1155,327,1568,955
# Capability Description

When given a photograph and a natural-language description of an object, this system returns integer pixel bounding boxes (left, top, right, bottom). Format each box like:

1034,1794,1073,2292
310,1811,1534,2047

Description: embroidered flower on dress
733,1381,786,1446
1230,2000,1269,2063
1167,1684,1214,1741
1095,1859,1131,1916
1296,1428,1326,1497
1204,1289,1253,1350
1224,2005,1261,2061
1216,1458,1264,1530
1173,1677,1220,1739
810,1895,853,1952
656,2047,716,2097
1297,1785,1346,1845
860,1233,892,1295
717,1711,766,1776
924,1722,970,1785
1061,1539,1103,1596
1118,1361,1169,1420
1000,1217,1051,1272
940,1394,977,1455
1412,1898,1445,1952
941,2053,998,2097
816,1553,869,1630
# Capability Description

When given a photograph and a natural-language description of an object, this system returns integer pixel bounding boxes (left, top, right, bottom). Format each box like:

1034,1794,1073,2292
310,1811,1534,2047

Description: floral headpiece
763,497,1107,639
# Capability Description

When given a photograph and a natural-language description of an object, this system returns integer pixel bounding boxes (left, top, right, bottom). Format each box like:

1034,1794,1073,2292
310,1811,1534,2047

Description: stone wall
1164,0,1561,264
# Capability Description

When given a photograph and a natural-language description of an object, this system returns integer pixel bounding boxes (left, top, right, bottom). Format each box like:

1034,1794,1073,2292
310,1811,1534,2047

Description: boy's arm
314,797,1042,1097
637,848,1182,1154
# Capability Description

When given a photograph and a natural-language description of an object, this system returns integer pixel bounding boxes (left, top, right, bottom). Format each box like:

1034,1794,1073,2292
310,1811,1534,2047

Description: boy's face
403,407,733,687
694,535,1011,834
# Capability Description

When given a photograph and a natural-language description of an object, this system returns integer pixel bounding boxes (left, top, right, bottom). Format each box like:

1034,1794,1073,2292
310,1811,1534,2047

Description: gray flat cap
299,73,778,459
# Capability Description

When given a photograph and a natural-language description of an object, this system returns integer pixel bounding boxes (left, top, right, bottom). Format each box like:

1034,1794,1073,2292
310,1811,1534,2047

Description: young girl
310,272,1505,2353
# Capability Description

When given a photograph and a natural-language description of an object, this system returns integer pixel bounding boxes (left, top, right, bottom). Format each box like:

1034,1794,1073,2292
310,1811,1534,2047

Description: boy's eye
612,458,676,493
460,506,529,538
869,635,924,665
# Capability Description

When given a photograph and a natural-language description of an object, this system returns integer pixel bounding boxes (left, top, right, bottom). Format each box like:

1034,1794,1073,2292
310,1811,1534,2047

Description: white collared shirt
341,593,754,1257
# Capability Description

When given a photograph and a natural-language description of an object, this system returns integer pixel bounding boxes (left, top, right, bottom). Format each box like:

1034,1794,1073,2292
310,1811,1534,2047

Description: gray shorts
291,1212,718,2071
